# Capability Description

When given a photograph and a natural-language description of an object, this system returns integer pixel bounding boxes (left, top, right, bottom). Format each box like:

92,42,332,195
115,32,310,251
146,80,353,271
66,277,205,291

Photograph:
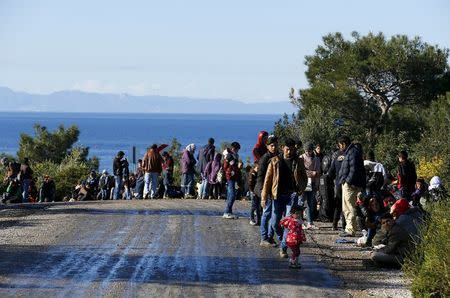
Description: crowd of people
1,131,448,270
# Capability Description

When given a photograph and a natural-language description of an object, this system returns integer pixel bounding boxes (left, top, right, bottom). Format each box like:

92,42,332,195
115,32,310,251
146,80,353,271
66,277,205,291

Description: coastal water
0,112,281,172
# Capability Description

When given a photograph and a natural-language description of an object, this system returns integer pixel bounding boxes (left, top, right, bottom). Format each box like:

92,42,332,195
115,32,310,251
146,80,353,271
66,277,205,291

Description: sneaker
307,223,318,230
279,248,288,259
260,240,273,247
222,213,236,219
249,220,257,226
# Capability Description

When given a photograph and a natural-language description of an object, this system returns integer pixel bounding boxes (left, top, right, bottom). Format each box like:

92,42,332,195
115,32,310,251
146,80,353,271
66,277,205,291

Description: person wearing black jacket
113,151,125,200
328,149,345,230
337,136,366,237
255,135,279,247
397,151,417,201
39,175,56,202
197,138,215,200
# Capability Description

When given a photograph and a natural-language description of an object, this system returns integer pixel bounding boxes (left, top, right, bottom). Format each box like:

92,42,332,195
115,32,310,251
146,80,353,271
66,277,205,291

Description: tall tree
290,32,449,147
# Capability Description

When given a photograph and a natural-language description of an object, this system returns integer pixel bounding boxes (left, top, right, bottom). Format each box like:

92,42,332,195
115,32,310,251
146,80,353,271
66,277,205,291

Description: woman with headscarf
181,144,197,198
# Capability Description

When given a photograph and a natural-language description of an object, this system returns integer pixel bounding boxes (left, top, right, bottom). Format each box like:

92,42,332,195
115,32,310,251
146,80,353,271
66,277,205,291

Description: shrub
404,201,450,297
416,157,446,182
33,151,92,200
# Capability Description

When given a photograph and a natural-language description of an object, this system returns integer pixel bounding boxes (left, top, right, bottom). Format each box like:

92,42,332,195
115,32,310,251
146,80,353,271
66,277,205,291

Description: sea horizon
0,111,283,172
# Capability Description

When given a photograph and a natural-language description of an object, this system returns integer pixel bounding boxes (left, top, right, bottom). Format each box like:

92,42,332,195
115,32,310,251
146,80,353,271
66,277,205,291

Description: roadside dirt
301,221,412,298
0,200,346,297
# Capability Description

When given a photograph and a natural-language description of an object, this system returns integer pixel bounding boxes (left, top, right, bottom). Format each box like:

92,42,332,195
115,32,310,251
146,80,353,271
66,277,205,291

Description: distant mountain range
0,87,297,114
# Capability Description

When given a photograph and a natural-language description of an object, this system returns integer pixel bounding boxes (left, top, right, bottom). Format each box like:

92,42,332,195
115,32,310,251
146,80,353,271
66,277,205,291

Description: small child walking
280,205,306,269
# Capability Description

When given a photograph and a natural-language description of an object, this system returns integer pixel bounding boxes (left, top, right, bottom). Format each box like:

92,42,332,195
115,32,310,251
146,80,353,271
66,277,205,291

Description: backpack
217,167,224,183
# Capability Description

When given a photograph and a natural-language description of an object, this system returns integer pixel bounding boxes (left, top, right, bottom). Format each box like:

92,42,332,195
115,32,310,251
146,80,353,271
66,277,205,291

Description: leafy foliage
168,138,182,185
32,150,92,200
404,202,450,298
291,32,449,148
17,124,80,163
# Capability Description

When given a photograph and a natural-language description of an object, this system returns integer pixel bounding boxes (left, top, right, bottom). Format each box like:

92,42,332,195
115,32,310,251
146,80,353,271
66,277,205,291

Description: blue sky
1,0,449,103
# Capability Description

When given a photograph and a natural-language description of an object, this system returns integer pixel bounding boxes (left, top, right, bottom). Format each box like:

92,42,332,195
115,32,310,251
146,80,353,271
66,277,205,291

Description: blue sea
0,112,281,172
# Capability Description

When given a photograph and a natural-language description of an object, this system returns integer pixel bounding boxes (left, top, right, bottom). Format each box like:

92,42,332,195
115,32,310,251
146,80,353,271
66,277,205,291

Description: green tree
16,124,98,169
168,138,182,185
18,124,79,163
290,32,449,148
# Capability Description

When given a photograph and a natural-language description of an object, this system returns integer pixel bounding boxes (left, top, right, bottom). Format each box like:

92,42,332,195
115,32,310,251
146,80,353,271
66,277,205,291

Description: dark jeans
250,192,262,223
208,183,221,199
225,180,236,214
181,172,195,195
271,194,293,250
260,197,273,241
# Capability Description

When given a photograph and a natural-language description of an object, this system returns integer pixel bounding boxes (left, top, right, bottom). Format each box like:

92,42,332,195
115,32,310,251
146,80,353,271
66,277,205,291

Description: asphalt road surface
0,200,345,297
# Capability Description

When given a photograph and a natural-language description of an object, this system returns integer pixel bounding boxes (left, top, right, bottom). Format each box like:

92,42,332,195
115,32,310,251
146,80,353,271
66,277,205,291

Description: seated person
2,179,23,204
39,175,56,202
371,199,423,268
371,213,410,268
411,177,427,207
365,196,386,247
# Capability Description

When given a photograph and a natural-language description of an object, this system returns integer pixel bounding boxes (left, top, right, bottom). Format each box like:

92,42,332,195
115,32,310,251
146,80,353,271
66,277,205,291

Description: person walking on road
261,138,308,258
280,205,306,269
255,135,279,246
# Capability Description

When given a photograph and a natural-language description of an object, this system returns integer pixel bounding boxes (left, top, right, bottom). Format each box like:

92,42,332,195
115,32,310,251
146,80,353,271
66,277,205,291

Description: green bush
33,151,92,200
404,201,450,297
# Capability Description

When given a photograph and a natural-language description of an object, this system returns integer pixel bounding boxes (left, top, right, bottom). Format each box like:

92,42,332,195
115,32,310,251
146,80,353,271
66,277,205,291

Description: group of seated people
352,176,446,268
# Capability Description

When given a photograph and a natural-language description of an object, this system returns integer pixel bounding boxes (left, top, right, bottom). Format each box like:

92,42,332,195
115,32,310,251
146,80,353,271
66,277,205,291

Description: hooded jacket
197,143,215,175
205,153,222,184
181,145,196,174
252,131,268,163
261,154,307,206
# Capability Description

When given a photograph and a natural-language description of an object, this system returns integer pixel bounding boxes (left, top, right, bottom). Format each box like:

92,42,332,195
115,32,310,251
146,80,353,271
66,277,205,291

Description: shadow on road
0,244,341,289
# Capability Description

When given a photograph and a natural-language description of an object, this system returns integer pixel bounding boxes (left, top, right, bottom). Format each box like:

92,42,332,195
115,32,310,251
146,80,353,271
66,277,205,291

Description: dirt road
0,199,344,297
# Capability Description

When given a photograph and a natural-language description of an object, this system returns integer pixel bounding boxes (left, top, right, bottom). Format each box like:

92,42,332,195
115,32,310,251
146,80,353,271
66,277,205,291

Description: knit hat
428,176,442,190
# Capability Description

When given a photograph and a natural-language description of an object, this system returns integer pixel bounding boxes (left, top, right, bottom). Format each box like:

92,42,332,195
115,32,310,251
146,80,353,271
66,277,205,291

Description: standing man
397,150,417,201
113,151,125,200
162,152,174,198
222,142,241,219
197,138,215,200
19,157,33,203
255,135,279,246
262,138,307,258
142,144,163,199
337,136,366,237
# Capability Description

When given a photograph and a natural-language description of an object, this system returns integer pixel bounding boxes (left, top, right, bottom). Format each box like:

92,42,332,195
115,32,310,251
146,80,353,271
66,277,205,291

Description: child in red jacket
280,205,306,269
